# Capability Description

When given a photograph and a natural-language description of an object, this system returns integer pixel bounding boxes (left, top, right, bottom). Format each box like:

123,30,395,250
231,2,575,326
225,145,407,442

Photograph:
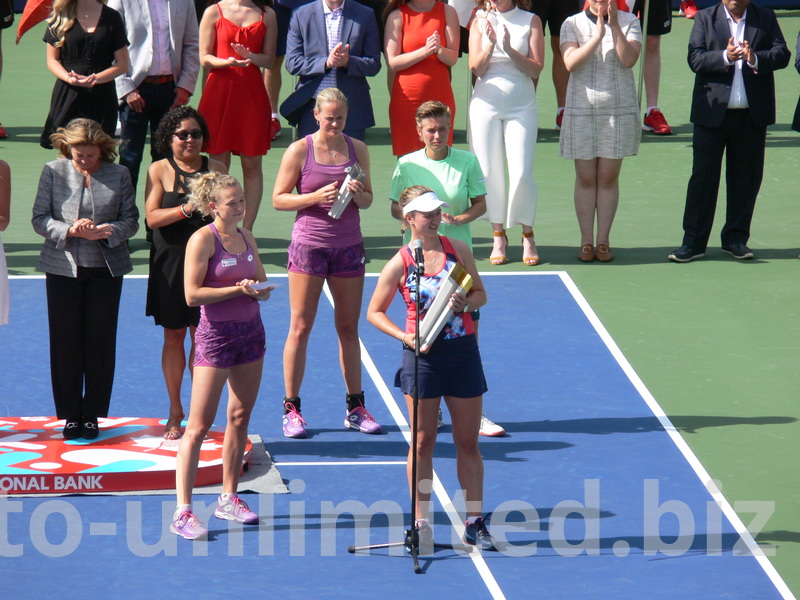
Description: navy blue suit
680,2,789,252
281,0,381,139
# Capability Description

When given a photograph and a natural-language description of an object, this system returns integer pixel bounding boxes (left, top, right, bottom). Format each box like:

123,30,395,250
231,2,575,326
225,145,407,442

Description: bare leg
283,272,325,398
221,359,262,494
327,275,364,394
594,158,623,247
211,151,232,172
240,154,263,231
644,36,661,110
175,365,228,505
490,223,508,263
550,36,569,109
405,395,441,520
574,158,599,247
445,395,484,518
162,327,189,439
264,56,284,115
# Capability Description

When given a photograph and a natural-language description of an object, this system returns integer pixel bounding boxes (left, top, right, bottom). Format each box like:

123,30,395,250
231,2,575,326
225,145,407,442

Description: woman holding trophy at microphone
367,185,495,552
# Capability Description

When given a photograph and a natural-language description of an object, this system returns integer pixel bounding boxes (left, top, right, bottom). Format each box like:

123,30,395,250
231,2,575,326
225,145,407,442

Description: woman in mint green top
389,100,486,249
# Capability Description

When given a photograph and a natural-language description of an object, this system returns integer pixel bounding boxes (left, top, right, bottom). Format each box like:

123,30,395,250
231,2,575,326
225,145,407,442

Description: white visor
402,191,450,216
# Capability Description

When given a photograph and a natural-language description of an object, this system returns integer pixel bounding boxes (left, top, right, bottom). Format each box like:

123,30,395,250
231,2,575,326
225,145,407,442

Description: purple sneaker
344,406,382,434
215,494,258,524
170,510,208,540
283,403,307,438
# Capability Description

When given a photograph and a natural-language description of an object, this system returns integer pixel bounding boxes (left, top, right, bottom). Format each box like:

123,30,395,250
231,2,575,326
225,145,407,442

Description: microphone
412,239,424,271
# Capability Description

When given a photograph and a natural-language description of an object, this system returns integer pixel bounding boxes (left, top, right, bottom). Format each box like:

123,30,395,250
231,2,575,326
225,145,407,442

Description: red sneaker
271,117,281,141
679,0,698,19
643,109,672,135
555,108,564,131
0,123,7,139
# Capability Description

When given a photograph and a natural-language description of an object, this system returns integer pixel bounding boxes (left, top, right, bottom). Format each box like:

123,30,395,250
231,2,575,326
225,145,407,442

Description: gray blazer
32,159,139,277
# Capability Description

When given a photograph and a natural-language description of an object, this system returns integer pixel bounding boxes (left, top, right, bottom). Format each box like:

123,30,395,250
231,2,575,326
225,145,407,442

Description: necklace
326,148,338,159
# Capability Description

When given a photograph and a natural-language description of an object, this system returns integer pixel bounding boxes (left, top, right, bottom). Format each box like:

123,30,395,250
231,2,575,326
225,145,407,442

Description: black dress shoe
81,419,99,440
668,245,705,263
721,243,754,259
63,420,81,440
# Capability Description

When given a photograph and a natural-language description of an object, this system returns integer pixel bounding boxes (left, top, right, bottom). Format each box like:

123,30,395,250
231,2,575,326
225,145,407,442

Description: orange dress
389,2,455,156
198,5,271,156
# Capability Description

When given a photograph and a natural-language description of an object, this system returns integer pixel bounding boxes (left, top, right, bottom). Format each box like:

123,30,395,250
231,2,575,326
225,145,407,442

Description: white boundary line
322,281,507,600
556,271,795,600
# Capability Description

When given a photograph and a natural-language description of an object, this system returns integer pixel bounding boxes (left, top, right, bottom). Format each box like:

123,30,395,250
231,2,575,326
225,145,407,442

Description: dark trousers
681,109,766,251
46,269,124,421
296,99,366,141
118,80,175,191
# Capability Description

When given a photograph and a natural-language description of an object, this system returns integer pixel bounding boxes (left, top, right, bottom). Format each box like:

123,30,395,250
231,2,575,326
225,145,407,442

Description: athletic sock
284,396,301,414
174,504,191,520
219,493,233,505
346,392,365,412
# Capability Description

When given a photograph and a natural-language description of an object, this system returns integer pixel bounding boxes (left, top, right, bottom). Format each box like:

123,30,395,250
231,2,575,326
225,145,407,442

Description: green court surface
1,9,798,596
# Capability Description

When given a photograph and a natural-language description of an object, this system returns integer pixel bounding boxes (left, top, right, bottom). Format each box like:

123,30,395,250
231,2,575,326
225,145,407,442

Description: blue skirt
395,334,488,399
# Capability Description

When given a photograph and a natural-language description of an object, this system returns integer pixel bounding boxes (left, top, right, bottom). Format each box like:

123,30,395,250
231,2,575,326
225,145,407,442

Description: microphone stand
348,244,427,573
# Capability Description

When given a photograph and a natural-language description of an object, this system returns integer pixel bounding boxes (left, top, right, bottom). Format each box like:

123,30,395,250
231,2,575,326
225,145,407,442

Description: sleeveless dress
41,6,128,148
388,2,455,156
146,156,211,329
198,5,272,156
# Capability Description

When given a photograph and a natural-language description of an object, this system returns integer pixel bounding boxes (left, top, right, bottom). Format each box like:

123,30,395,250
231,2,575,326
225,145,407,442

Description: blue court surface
0,274,792,599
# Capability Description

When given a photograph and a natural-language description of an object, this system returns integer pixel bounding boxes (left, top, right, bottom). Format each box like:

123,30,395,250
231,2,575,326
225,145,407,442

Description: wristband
179,204,192,219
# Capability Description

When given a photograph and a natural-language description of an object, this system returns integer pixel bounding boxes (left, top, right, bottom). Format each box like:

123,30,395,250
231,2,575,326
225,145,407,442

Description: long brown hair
50,118,118,162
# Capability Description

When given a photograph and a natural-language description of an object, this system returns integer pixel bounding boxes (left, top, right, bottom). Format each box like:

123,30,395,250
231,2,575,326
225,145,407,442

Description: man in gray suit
108,0,201,190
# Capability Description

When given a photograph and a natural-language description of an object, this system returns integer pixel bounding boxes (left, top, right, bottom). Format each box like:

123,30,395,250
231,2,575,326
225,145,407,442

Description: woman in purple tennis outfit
272,87,381,439
171,172,271,540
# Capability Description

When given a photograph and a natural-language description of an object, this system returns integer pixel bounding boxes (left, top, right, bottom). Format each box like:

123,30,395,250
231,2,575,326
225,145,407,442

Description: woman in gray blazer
32,118,139,440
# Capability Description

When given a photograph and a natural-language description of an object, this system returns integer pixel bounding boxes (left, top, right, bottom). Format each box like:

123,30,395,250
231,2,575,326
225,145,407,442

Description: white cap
402,191,450,216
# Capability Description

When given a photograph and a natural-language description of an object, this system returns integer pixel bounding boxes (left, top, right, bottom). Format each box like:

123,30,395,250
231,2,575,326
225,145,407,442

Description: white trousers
469,73,538,229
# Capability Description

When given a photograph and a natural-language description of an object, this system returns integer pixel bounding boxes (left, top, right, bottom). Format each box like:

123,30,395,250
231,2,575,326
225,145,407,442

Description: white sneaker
479,411,505,437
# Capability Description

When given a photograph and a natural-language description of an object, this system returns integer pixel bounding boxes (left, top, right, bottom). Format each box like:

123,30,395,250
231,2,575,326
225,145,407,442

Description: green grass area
2,11,799,595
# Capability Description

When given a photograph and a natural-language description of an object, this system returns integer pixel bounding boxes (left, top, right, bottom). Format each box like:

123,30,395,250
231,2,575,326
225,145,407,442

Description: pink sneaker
170,510,208,540
215,494,258,524
283,402,307,438
344,406,382,434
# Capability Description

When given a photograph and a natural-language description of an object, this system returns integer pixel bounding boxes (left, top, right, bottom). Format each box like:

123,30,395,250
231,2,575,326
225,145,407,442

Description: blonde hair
398,185,434,212
50,118,117,162
47,0,106,48
415,101,451,126
314,88,349,113
188,172,241,216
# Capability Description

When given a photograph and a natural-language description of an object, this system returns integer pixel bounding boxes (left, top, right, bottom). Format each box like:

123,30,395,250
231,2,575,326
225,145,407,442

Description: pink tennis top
201,223,260,322
292,134,362,248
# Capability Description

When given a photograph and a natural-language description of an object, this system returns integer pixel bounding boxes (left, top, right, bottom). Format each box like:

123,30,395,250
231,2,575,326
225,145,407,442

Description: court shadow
501,415,796,436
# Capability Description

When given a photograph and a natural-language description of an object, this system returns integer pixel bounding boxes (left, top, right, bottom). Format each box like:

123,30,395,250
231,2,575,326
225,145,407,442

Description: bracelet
179,204,192,219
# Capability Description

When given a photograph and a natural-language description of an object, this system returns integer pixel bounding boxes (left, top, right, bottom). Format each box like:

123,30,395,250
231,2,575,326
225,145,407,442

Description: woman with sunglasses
145,106,227,439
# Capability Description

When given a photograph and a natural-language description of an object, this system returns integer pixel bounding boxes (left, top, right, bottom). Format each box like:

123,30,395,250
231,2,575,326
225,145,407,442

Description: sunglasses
174,129,203,141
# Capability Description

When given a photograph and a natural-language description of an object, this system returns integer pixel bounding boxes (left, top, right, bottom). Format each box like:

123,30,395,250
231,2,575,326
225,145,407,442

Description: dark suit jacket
688,2,789,129
791,32,800,132
281,0,381,128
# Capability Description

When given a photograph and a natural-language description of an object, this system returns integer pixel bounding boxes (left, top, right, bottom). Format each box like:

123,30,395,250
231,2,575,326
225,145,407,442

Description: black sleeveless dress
146,157,211,329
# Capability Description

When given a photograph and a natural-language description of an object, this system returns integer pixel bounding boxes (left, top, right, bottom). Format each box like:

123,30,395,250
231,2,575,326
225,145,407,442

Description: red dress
388,2,456,157
198,5,271,156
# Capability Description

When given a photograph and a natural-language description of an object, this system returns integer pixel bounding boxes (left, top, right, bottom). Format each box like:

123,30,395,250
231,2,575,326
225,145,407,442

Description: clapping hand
67,71,97,88
426,30,442,56
228,43,253,67
726,36,745,62
740,40,756,66
327,42,351,69
70,219,112,240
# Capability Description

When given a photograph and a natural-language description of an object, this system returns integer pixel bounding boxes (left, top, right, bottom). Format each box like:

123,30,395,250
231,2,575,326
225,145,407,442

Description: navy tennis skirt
395,333,488,399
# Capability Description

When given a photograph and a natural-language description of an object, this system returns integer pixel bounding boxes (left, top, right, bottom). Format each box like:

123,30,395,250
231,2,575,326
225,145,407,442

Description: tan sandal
522,230,540,265
490,230,508,265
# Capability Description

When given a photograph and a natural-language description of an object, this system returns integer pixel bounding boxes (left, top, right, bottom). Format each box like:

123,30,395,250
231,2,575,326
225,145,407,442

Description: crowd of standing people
0,0,793,547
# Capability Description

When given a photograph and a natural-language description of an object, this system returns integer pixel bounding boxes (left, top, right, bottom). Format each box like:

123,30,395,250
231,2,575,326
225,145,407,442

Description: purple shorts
287,240,366,279
194,314,266,369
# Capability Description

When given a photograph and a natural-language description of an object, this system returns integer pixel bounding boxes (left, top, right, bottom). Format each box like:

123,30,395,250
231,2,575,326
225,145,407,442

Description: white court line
322,281,507,600
556,271,795,600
